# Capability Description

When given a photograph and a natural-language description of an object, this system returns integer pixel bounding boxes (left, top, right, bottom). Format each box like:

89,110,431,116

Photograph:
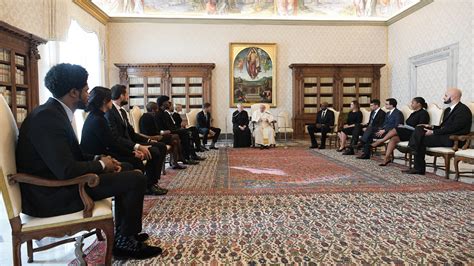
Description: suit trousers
86,170,146,236
307,124,330,147
199,127,221,145
409,126,453,173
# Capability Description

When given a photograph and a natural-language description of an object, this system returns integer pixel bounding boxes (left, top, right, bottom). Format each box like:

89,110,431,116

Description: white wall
388,0,473,106
107,23,388,132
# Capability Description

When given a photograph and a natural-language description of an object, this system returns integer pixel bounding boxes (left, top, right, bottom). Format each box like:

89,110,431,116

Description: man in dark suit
197,103,221,149
105,84,167,196
406,88,472,175
343,99,386,155
172,103,205,152
358,98,404,159
155,96,203,164
139,102,186,169
16,64,162,259
307,102,335,149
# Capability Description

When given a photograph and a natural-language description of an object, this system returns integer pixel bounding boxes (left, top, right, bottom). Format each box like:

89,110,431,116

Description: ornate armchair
453,134,474,181
129,106,143,134
0,95,114,265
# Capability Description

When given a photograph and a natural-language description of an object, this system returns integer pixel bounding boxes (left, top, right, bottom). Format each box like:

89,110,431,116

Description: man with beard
15,63,163,259
405,88,472,175
105,84,168,195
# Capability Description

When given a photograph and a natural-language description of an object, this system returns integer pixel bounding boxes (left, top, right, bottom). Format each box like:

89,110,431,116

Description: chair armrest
449,132,474,150
8,173,100,218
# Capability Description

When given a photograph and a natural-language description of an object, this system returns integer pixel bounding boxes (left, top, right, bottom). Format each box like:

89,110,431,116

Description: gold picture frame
229,43,277,108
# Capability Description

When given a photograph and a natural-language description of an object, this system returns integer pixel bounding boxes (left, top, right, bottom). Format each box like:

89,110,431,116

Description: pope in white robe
252,104,276,147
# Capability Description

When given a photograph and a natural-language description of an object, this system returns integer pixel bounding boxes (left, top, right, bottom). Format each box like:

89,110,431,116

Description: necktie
369,111,375,125
119,108,129,125
322,110,326,119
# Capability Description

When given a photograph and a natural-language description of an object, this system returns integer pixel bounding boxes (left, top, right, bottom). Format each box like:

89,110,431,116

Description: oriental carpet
70,147,474,265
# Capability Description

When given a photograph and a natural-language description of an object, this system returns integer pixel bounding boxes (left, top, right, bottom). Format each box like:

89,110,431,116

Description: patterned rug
69,147,474,265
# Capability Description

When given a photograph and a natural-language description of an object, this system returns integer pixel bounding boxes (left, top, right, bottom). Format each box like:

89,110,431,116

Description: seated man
197,102,221,150
343,99,386,155
406,88,472,175
358,98,404,159
139,102,186,169
16,63,162,259
307,102,334,149
105,84,168,196
155,96,203,164
172,103,205,152
252,104,276,149
232,103,252,148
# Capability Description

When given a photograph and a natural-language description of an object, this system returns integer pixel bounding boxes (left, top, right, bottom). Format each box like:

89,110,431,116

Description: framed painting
229,43,277,108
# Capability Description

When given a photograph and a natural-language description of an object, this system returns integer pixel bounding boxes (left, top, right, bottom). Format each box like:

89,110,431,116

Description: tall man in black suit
197,103,221,149
406,88,472,175
343,99,386,155
16,64,162,259
358,98,404,159
105,84,168,195
155,96,203,164
307,102,335,149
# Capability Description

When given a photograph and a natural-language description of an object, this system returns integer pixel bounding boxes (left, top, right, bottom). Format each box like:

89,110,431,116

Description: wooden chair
0,95,114,265
453,134,474,181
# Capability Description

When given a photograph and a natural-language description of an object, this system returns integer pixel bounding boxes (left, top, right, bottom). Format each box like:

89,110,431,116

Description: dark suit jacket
197,110,211,129
315,109,335,127
172,112,183,128
81,111,133,158
382,108,404,132
139,112,159,136
406,109,430,127
16,98,103,217
105,105,148,150
154,110,179,132
433,102,472,136
368,109,386,129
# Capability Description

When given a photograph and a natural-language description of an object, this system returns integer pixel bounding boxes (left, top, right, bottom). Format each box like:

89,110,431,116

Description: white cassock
252,110,276,146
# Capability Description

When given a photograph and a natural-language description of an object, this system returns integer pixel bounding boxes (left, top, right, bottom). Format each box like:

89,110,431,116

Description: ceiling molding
73,0,433,27
73,0,110,25
386,0,433,25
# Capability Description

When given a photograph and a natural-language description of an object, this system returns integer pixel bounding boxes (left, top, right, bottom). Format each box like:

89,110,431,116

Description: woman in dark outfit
232,103,252,147
337,100,363,152
371,96,430,166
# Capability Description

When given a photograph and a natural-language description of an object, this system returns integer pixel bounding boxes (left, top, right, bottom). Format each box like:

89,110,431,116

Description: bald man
405,88,472,175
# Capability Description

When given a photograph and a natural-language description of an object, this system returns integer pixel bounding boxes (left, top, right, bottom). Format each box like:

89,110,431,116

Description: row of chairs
303,102,474,180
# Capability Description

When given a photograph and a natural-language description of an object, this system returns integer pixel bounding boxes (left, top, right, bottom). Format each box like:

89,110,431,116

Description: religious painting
229,43,276,108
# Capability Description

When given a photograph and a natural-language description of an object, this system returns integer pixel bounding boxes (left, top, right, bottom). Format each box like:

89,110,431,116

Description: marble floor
0,141,472,265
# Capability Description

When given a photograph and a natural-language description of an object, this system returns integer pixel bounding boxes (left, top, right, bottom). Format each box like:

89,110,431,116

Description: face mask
443,97,452,105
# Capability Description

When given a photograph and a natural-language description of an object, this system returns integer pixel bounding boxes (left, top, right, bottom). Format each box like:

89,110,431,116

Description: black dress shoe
191,155,206,161
318,146,326,150
209,146,219,150
145,185,168,196
201,146,209,151
183,159,199,165
356,154,370,159
403,169,425,175
135,233,149,242
378,161,391,166
342,148,354,155
309,145,318,149
113,243,162,260
172,164,187,170
198,147,207,152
